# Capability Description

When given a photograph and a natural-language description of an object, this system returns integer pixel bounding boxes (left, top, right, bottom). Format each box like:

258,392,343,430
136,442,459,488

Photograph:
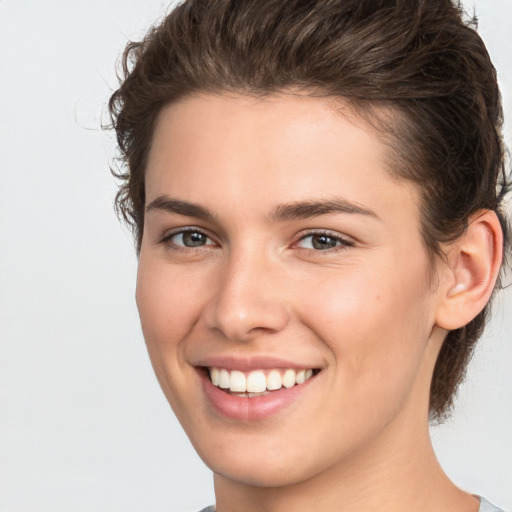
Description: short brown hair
109,0,510,421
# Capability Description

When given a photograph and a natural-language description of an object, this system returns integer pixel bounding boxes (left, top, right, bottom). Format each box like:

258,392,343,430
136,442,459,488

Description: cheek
135,258,214,419
135,257,212,404
298,254,434,401
136,257,208,345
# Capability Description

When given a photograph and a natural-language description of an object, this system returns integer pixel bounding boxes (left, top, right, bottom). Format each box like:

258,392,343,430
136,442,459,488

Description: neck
213,420,477,512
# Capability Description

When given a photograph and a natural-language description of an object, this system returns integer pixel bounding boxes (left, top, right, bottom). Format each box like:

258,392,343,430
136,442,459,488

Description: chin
188,423,338,489
208,455,317,489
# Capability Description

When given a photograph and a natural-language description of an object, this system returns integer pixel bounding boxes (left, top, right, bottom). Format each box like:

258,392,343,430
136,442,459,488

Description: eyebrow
145,196,216,220
269,199,380,222
145,195,379,222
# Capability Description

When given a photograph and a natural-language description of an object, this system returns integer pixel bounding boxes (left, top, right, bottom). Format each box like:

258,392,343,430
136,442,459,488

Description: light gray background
0,1,510,511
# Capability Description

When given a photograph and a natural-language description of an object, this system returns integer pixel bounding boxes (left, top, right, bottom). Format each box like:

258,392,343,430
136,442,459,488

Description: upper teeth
209,368,314,393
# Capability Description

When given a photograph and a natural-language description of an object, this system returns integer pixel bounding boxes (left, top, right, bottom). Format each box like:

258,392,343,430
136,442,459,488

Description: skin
136,93,497,512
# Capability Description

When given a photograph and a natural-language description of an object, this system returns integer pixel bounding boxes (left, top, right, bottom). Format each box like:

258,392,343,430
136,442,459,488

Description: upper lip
192,355,323,372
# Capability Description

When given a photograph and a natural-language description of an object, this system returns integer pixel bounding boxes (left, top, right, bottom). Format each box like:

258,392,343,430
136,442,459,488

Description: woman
109,1,509,511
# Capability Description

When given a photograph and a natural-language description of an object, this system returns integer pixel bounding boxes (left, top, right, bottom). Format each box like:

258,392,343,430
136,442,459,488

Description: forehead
148,92,385,168
145,92,421,226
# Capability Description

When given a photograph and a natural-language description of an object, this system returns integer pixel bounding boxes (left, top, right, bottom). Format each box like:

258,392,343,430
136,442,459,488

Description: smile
209,367,316,396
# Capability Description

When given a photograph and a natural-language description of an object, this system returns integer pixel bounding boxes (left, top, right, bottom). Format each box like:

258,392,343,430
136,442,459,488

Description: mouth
207,367,320,398
196,357,323,420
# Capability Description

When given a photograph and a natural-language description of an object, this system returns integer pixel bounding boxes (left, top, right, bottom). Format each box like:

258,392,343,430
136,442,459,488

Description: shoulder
479,496,507,512
197,507,215,512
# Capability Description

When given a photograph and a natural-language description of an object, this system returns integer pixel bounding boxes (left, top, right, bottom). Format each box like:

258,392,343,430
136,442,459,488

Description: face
137,93,445,488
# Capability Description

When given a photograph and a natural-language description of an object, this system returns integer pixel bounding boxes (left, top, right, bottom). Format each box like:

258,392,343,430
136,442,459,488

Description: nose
202,250,290,342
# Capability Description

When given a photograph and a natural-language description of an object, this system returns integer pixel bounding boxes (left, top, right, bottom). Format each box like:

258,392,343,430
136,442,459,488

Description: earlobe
435,210,503,331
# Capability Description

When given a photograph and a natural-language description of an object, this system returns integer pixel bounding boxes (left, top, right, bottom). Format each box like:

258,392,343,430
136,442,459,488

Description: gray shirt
480,496,506,512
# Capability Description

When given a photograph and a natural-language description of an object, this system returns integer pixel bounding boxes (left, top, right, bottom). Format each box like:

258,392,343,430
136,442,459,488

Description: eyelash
159,228,354,253
295,230,354,253
159,227,215,251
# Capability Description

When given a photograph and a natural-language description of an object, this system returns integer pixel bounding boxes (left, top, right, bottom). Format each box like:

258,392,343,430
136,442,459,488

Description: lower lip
200,370,316,421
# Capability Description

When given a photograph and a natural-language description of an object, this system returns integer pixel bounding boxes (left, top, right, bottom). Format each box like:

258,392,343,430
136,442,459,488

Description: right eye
162,229,214,249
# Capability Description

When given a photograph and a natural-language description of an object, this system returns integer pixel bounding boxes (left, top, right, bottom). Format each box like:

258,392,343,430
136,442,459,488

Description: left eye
296,233,350,250
167,230,213,248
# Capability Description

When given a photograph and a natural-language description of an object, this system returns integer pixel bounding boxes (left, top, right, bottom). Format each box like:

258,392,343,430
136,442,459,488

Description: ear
435,210,503,331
